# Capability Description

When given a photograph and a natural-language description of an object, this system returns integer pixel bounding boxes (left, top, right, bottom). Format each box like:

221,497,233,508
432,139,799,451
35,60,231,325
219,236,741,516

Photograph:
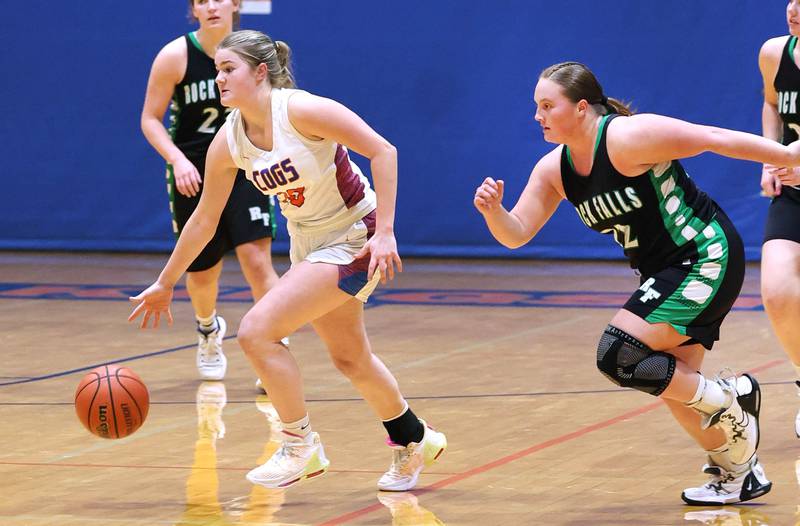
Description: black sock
382,406,424,446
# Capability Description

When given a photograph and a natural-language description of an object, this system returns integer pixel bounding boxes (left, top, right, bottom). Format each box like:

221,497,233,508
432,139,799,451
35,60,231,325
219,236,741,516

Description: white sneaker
681,455,772,506
700,373,760,465
377,419,447,492
196,381,226,440
255,337,289,393
196,316,227,381
246,431,329,489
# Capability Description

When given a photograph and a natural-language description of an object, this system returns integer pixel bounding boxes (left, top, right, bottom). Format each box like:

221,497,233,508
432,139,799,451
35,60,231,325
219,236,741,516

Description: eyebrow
215,60,234,67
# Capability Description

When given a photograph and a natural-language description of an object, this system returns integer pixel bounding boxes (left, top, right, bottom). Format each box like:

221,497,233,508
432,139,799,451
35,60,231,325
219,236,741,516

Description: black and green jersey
560,114,719,275
168,32,228,159
775,36,800,146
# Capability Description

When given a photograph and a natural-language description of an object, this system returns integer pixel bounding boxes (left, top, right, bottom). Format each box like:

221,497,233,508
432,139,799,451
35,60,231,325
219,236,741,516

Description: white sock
196,311,217,329
686,375,732,416
706,444,748,474
281,414,312,442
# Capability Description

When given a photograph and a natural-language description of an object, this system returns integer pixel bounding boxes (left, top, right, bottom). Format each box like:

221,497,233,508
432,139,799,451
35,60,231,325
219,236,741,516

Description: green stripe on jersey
644,218,729,330
648,163,709,248
165,165,179,237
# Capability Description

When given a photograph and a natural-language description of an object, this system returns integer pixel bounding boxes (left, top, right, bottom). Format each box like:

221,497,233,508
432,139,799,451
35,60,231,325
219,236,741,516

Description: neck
238,85,273,131
195,25,232,55
566,113,602,160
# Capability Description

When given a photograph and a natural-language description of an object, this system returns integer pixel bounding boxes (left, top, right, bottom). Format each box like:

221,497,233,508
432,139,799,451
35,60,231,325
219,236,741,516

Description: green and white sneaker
681,455,772,506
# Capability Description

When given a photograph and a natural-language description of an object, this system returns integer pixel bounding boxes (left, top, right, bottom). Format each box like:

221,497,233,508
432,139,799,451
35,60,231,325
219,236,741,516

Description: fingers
127,301,144,322
354,243,369,260
166,308,174,326
141,310,151,329
190,167,202,194
367,256,377,282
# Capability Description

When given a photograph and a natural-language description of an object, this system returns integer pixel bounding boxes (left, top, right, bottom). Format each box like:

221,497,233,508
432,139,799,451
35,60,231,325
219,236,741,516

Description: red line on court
316,358,788,526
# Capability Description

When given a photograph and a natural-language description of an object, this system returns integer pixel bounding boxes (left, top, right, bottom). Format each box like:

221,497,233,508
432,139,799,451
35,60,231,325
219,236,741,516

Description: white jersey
225,88,376,235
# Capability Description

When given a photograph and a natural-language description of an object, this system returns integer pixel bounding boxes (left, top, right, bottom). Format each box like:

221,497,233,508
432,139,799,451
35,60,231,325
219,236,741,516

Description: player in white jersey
129,29,446,493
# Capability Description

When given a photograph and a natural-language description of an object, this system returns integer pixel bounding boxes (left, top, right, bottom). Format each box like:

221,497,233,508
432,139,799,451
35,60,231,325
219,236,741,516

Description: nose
216,71,225,84
534,110,543,124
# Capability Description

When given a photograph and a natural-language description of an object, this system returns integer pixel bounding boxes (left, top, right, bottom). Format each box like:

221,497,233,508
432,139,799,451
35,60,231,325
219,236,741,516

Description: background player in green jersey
757,0,800,438
141,0,279,382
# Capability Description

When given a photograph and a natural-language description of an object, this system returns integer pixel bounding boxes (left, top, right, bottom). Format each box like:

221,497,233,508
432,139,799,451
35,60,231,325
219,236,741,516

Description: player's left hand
769,165,800,187
128,281,174,329
355,232,403,284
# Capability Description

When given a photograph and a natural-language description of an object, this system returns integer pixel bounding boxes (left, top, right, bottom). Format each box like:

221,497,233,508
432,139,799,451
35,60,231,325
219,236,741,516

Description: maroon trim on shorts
337,210,377,295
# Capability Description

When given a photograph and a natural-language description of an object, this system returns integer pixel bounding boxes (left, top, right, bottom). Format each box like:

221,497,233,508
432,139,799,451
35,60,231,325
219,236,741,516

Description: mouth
208,16,221,22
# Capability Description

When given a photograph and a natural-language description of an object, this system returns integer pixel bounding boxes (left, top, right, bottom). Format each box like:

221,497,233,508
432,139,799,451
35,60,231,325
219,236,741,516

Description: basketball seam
105,365,120,439
74,372,101,398
81,379,103,435
114,368,147,424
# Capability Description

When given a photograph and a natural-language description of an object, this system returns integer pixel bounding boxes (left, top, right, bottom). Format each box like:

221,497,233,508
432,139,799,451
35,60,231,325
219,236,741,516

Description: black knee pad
596,325,676,397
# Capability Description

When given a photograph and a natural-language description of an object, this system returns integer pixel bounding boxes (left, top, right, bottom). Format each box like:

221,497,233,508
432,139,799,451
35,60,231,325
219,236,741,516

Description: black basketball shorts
166,154,277,272
764,186,800,244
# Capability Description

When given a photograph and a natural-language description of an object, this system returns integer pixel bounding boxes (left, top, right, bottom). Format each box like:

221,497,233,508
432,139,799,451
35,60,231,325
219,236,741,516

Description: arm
140,39,202,197
129,128,238,328
760,37,792,194
607,112,800,176
474,149,564,249
288,92,401,281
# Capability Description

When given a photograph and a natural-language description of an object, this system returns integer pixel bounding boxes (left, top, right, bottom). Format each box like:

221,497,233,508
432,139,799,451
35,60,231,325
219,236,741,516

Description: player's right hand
172,157,202,197
474,177,505,215
128,281,174,329
761,164,782,197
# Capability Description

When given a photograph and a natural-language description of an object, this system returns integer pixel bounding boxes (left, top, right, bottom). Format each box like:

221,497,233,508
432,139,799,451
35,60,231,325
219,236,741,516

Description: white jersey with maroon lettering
225,88,376,235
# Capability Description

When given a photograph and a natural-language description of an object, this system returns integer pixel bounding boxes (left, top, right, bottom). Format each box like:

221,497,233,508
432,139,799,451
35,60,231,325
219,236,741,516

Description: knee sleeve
596,325,676,397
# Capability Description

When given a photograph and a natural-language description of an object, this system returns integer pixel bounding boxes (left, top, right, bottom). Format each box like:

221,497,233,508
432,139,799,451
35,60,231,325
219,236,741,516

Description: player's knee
761,278,796,315
237,313,281,357
595,325,676,397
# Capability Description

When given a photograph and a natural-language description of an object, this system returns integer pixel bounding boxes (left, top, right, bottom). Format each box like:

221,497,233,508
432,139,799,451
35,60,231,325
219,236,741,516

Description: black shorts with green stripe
167,154,277,272
624,211,744,350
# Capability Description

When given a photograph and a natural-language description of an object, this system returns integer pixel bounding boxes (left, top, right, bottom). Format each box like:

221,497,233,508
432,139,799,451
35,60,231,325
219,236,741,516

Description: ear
255,62,269,84
231,0,241,13
576,99,589,113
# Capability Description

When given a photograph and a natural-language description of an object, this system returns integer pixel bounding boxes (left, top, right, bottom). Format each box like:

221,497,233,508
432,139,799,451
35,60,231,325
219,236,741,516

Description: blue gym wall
0,2,785,260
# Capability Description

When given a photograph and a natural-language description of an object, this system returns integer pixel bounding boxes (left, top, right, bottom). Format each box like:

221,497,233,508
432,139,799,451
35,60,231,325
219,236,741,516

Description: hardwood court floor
0,251,797,525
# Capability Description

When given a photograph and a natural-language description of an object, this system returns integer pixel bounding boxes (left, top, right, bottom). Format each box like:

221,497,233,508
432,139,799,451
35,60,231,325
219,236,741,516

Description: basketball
74,364,149,439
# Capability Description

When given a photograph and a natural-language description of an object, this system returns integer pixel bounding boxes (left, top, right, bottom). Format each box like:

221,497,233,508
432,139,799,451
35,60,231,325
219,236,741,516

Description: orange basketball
74,364,149,439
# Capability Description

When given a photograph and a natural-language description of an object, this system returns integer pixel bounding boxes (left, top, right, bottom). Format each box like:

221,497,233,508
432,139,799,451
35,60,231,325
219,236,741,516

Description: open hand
354,232,402,284
128,281,174,329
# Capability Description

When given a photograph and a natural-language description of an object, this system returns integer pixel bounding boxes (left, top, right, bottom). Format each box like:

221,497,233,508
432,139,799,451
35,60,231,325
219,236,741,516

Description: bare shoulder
151,36,188,78
760,36,789,65
287,90,329,119
531,146,566,197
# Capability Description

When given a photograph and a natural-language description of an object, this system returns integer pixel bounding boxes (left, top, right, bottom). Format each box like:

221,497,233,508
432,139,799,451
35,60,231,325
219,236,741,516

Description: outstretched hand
354,232,403,284
128,281,174,329
474,177,505,215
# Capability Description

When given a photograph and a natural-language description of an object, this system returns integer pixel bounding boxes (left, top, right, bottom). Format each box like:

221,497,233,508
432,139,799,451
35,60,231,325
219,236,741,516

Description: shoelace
704,467,736,493
198,335,222,361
